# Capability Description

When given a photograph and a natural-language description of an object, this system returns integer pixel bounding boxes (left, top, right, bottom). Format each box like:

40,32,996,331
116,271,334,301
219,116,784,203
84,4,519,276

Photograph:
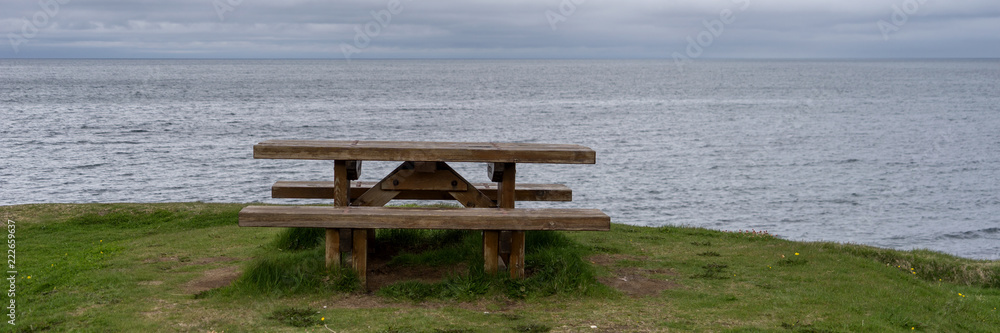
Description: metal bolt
451,180,458,187
392,179,399,186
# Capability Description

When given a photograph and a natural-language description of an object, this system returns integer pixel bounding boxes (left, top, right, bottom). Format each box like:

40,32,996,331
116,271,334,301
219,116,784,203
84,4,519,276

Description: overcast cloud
2,0,998,58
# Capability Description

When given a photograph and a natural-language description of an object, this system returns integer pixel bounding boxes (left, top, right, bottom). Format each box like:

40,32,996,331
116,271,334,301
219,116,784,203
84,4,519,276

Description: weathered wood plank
272,181,572,202
238,206,611,231
352,186,400,207
253,140,596,164
380,168,468,191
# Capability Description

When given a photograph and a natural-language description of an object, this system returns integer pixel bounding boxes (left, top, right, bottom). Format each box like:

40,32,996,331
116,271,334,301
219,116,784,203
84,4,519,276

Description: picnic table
238,140,610,290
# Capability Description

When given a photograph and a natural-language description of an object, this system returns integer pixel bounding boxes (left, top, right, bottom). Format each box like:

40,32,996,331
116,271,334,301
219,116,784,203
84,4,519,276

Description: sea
2,59,998,260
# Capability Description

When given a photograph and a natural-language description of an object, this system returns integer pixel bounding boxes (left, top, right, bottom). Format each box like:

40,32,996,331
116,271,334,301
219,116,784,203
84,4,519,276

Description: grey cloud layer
2,0,998,58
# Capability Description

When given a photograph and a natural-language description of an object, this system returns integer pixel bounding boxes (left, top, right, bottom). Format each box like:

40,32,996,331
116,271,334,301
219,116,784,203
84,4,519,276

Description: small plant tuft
273,227,324,250
777,258,808,267
267,307,319,327
501,313,523,321
692,263,729,279
332,268,362,293
512,323,551,333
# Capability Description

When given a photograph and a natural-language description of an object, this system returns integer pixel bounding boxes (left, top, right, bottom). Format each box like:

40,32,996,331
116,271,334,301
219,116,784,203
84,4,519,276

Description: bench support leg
499,231,512,268
510,231,525,279
325,228,340,270
353,229,368,290
483,231,499,274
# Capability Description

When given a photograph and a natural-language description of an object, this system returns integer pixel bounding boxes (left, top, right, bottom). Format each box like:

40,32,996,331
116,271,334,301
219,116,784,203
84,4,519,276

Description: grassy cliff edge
2,203,998,332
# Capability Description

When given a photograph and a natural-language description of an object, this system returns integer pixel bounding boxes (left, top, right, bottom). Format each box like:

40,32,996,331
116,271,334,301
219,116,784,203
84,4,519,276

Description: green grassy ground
2,203,998,332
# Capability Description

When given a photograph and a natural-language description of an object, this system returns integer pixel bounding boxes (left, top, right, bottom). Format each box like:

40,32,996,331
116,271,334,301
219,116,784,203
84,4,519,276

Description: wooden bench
239,206,609,230
239,206,610,288
271,181,573,202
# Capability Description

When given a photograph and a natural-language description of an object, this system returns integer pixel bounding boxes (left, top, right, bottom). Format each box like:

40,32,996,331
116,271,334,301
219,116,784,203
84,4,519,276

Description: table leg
368,228,376,255
327,160,350,269
510,231,525,279
325,229,340,270
483,231,500,274
353,229,368,290
498,163,525,279
499,231,512,269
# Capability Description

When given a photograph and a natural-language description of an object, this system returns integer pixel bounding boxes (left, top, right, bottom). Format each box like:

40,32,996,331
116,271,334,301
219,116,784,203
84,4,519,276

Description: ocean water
2,59,999,260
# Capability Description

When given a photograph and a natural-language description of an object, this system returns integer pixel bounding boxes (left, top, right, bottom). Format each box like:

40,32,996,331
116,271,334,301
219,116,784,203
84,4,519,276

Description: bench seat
238,206,610,231
271,181,572,201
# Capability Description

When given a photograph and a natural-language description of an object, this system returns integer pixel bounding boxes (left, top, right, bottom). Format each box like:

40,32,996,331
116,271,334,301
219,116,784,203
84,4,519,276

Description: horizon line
2,57,999,61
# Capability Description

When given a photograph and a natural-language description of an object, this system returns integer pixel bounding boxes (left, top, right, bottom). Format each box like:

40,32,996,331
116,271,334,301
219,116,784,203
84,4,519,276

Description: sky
2,0,998,59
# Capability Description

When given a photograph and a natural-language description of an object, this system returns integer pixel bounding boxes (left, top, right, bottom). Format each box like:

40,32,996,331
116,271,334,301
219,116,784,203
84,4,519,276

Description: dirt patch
183,266,241,294
589,254,681,297
588,253,639,266
143,255,240,265
553,324,647,333
317,292,523,314
320,294,401,309
140,298,179,318
366,259,468,291
71,305,98,317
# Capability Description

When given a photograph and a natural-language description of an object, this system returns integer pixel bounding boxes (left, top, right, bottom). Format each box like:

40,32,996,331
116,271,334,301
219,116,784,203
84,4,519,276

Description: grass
1,203,998,332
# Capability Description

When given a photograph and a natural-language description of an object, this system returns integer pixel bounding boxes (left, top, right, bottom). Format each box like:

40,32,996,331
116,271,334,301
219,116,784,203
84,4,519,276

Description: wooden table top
253,140,596,164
